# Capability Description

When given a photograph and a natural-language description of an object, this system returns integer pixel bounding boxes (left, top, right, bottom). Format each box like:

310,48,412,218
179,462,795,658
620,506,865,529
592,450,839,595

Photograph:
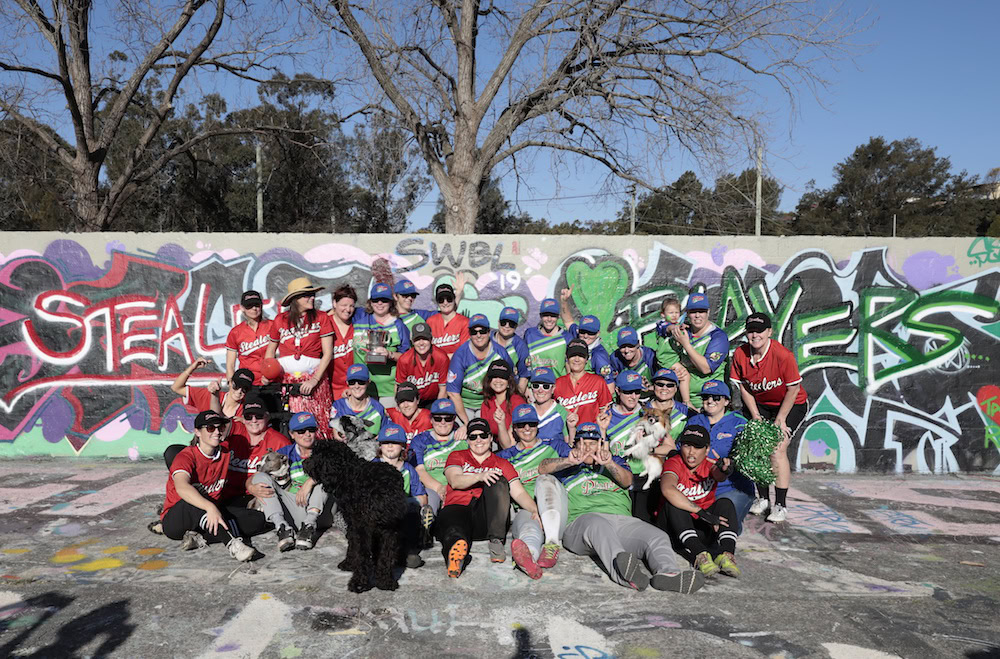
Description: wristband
694,508,721,526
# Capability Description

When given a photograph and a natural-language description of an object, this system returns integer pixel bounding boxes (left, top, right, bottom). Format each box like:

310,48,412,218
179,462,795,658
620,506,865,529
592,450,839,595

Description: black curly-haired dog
303,439,405,592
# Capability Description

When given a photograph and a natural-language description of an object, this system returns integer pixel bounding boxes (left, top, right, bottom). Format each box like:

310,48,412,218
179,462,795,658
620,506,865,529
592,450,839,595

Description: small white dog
624,408,671,489
257,450,292,489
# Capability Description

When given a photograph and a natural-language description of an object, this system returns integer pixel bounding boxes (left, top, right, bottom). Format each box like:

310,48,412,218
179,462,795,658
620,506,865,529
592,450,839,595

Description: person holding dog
226,290,273,385
160,410,266,562
253,411,329,552
497,405,573,579
224,398,292,502
646,368,692,442
373,422,428,569
265,278,335,437
730,312,809,524
437,417,540,577
331,364,386,436
410,398,469,516
659,425,741,579
535,422,704,593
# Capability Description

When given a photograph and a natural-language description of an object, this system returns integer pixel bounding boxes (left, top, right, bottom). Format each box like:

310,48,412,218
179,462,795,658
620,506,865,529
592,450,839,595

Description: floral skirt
284,371,333,440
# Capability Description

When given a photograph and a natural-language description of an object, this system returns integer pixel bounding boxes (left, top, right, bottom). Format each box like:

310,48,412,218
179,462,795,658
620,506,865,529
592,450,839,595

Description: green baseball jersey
497,439,572,502
606,406,643,471
679,325,730,408
412,433,468,487
524,327,572,377
561,461,633,525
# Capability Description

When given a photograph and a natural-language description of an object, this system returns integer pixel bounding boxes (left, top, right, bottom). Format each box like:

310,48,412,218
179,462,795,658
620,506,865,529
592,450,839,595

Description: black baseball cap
677,425,710,448
486,359,511,381
242,398,268,418
241,290,263,308
467,418,492,436
231,368,254,391
395,381,420,403
435,283,456,300
745,312,772,334
566,338,589,359
411,322,432,342
194,410,227,428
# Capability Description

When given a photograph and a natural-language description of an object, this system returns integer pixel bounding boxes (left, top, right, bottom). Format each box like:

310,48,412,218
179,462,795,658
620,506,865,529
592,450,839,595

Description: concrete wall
2,232,999,473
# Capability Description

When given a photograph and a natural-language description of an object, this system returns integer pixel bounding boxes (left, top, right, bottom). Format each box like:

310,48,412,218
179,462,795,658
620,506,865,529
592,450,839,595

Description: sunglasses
242,303,262,309
292,427,317,433
468,432,491,441
432,415,455,422
348,379,367,386
469,327,490,336
704,394,726,402
401,294,418,300
499,319,518,328
620,389,641,395
436,294,455,303
245,413,268,420
513,422,538,429
531,383,553,390
202,424,224,433
654,381,677,388
578,330,596,337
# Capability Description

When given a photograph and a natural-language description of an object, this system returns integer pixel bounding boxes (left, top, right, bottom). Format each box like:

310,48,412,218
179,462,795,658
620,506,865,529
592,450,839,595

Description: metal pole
892,213,897,237
755,144,762,237
629,185,636,234
256,141,264,232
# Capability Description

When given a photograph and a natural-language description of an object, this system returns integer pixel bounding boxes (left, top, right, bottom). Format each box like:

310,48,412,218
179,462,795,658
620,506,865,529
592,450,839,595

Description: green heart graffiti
566,260,630,341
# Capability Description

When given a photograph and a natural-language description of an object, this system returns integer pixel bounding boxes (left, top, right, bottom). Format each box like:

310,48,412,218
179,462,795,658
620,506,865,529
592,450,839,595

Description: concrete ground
1,459,999,659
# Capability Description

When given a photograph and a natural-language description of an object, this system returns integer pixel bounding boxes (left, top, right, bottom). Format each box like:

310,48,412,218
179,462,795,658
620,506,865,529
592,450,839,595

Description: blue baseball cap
469,314,490,329
430,399,457,416
378,422,407,444
529,366,556,384
500,306,521,324
578,315,601,334
615,369,644,392
394,280,417,295
576,422,601,440
539,298,559,316
370,283,393,301
617,326,639,347
686,293,710,311
347,363,370,382
700,379,731,398
652,368,679,384
512,405,539,425
289,411,318,431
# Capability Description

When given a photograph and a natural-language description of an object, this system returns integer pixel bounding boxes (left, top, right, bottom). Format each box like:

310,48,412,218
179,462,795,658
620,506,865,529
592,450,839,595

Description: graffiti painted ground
1,461,999,659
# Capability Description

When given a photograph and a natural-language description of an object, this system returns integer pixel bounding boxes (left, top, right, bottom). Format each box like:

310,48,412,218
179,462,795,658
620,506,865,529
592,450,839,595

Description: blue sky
409,0,1000,228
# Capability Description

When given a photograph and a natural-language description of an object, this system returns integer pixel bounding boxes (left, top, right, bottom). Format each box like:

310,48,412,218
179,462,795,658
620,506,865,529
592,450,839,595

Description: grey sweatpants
251,472,331,529
514,474,569,560
562,512,680,586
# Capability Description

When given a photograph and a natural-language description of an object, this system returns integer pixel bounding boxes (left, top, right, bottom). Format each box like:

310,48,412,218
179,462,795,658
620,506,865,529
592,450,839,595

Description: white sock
541,510,561,544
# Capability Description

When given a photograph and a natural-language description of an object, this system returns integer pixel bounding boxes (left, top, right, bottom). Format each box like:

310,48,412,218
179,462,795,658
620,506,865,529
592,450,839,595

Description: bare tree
0,0,305,230
304,0,865,233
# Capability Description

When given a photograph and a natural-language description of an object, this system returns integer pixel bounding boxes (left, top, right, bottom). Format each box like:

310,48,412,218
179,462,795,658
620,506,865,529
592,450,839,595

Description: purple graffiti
902,251,962,290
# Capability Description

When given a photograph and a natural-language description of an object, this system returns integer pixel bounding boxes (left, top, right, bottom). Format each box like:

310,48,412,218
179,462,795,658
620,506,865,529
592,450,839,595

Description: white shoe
227,537,255,562
749,497,770,516
766,503,787,523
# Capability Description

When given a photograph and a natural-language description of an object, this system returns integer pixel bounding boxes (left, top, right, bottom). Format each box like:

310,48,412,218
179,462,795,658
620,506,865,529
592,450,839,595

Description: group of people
156,276,809,593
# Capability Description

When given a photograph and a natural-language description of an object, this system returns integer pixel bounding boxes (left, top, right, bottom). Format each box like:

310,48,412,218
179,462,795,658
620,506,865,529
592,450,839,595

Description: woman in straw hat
264,277,335,437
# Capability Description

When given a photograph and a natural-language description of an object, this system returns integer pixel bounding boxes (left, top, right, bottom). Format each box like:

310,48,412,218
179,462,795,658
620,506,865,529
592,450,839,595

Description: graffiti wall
1,232,998,473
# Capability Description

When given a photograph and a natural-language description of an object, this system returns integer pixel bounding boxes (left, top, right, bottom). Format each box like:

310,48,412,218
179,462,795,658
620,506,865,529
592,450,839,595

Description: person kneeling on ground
659,425,741,579
253,412,331,552
373,422,429,569
536,422,704,593
436,418,539,578
160,411,267,562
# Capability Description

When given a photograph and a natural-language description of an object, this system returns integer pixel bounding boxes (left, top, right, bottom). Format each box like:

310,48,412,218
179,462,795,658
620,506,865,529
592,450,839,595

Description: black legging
660,497,738,558
630,475,663,524
435,478,511,558
161,499,267,544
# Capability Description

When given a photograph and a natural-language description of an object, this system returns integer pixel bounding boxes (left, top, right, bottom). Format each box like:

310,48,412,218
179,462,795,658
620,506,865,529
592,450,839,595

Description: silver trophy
367,329,390,365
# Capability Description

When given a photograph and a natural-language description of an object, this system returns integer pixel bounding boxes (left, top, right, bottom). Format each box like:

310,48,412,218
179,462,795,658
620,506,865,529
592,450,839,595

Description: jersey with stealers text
226,319,273,384
554,372,613,423
442,449,519,507
426,313,470,356
161,445,230,519
663,453,718,516
395,346,450,402
729,340,808,408
269,311,335,360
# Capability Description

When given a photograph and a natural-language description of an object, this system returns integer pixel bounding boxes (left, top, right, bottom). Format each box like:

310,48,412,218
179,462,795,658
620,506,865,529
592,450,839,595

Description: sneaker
296,523,317,550
489,539,506,563
180,530,207,550
510,539,542,580
767,503,788,523
694,551,719,578
714,552,741,578
749,497,770,516
613,551,650,591
405,553,425,569
447,540,469,578
276,525,295,553
227,537,255,562
419,504,435,530
147,520,164,535
537,542,560,569
650,569,706,594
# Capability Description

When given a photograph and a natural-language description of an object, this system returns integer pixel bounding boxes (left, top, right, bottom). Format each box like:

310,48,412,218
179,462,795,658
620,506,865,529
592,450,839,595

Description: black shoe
276,525,295,552
296,523,317,550
405,553,425,569
613,551,649,591
650,569,705,594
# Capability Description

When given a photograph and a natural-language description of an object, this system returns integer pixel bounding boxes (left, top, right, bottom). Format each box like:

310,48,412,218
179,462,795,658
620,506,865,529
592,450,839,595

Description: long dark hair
287,295,316,329
482,360,516,403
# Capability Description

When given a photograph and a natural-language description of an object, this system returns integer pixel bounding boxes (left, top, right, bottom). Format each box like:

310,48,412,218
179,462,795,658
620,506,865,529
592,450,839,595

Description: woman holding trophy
353,282,412,408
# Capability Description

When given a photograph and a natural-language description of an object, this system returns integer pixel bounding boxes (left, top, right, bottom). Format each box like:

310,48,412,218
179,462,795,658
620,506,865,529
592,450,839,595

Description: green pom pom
730,419,783,485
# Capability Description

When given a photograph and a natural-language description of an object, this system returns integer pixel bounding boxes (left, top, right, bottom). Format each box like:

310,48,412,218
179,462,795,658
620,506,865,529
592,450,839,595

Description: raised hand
595,439,613,465
596,409,611,433
560,286,573,301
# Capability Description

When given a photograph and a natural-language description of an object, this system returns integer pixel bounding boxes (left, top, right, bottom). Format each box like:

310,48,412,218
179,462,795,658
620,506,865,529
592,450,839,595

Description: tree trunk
441,181,481,233
72,161,102,231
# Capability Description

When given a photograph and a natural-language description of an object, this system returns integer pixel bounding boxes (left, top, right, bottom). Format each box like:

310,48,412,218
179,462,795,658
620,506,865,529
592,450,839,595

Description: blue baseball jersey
493,333,531,380
609,346,659,384
400,309,434,333
535,401,570,442
331,397,387,435
523,326,573,377
445,340,514,409
373,458,426,497
686,411,754,498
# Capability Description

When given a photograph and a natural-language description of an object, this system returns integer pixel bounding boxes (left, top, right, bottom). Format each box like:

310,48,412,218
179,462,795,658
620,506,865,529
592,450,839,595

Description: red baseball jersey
443,450,520,507
225,319,273,384
729,340,808,408
269,311,335,360
426,313,469,355
386,407,433,444
395,346,450,402
330,318,355,398
183,387,244,418
222,421,293,497
161,445,230,519
663,453,717,516
554,373,613,423
479,393,528,437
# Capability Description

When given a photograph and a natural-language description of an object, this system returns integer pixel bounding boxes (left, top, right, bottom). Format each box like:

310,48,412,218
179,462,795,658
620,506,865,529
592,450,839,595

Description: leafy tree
0,120,70,230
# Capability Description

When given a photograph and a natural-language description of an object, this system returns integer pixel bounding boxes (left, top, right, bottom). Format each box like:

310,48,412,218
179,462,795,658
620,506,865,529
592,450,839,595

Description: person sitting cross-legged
535,422,705,593
659,425,741,579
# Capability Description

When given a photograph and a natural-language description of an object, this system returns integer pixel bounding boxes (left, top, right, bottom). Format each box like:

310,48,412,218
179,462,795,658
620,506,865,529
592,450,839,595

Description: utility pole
256,141,264,232
755,144,762,237
629,185,637,234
